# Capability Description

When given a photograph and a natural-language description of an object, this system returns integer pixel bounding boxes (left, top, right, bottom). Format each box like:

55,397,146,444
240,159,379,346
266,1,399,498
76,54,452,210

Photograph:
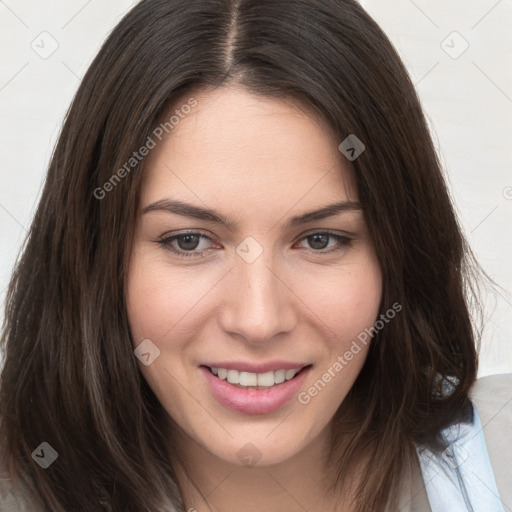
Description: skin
126,85,382,511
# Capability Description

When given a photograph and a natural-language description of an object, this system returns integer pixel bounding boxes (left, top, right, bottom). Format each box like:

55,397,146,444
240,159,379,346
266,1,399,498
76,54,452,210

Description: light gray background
1,0,511,376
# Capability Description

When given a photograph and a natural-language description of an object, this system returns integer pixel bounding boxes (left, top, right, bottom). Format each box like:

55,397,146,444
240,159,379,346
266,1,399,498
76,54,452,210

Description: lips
200,364,312,414
201,360,312,374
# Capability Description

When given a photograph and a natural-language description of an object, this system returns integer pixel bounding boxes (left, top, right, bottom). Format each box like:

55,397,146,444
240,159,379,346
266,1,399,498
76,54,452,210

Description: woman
0,0,510,511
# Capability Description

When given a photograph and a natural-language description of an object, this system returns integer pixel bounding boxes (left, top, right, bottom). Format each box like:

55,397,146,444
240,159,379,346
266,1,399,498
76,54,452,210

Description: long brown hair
0,0,482,510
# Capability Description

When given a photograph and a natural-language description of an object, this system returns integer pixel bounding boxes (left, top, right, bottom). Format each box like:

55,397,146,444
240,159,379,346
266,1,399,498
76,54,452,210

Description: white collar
416,402,505,511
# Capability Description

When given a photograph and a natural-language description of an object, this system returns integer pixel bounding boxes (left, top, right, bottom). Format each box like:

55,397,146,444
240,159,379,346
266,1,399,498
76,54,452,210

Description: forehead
140,86,358,213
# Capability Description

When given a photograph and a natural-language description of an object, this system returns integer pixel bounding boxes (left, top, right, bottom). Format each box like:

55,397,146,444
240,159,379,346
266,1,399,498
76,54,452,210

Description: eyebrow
142,199,363,228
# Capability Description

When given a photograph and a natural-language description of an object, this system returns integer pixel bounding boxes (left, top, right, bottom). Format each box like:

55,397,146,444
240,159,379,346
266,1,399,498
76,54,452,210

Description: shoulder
470,372,512,405
470,372,512,429
469,372,512,510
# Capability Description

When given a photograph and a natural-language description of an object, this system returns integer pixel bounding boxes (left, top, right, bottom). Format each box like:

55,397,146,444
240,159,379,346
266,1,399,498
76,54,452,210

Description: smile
200,364,312,414
208,366,308,389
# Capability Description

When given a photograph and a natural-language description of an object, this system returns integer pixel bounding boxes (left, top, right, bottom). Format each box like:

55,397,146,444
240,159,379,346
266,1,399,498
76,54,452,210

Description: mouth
200,364,313,414
202,364,312,390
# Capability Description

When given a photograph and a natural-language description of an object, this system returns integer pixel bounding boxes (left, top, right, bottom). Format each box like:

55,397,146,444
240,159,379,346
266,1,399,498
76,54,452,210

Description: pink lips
201,360,311,373
200,365,312,414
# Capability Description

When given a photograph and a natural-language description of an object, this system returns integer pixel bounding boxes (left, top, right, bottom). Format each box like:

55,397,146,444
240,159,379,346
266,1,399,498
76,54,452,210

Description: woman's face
126,86,382,467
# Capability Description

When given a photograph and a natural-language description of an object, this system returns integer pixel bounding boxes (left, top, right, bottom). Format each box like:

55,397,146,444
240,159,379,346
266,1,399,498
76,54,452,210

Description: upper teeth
211,367,302,387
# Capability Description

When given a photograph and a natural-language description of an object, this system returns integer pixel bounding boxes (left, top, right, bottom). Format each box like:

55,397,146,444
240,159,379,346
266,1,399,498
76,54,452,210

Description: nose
218,246,297,344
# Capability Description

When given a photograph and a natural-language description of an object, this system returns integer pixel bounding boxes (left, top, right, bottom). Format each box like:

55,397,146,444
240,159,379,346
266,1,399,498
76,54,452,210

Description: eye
156,232,217,258
295,232,353,253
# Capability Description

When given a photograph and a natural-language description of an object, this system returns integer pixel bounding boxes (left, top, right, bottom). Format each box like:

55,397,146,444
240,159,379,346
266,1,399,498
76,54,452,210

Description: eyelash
156,231,353,259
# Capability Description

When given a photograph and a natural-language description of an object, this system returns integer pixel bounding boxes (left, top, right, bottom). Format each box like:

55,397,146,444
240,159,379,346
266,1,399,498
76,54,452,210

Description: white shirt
416,400,505,511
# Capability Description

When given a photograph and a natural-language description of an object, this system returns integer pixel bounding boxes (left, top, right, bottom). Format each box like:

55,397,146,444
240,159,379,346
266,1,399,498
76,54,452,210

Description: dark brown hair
0,0,482,510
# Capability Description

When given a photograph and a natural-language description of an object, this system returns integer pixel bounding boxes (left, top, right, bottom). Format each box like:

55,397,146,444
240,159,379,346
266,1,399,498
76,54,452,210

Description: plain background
0,0,510,376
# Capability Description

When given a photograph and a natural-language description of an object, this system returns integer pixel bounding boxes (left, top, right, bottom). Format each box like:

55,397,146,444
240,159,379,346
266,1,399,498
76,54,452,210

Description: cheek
299,257,382,340
295,258,381,420
125,250,212,412
125,249,218,343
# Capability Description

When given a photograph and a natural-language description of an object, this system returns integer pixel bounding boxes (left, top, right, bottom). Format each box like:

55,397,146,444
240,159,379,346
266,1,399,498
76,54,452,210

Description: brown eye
157,232,215,258
297,232,352,253
175,234,201,251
